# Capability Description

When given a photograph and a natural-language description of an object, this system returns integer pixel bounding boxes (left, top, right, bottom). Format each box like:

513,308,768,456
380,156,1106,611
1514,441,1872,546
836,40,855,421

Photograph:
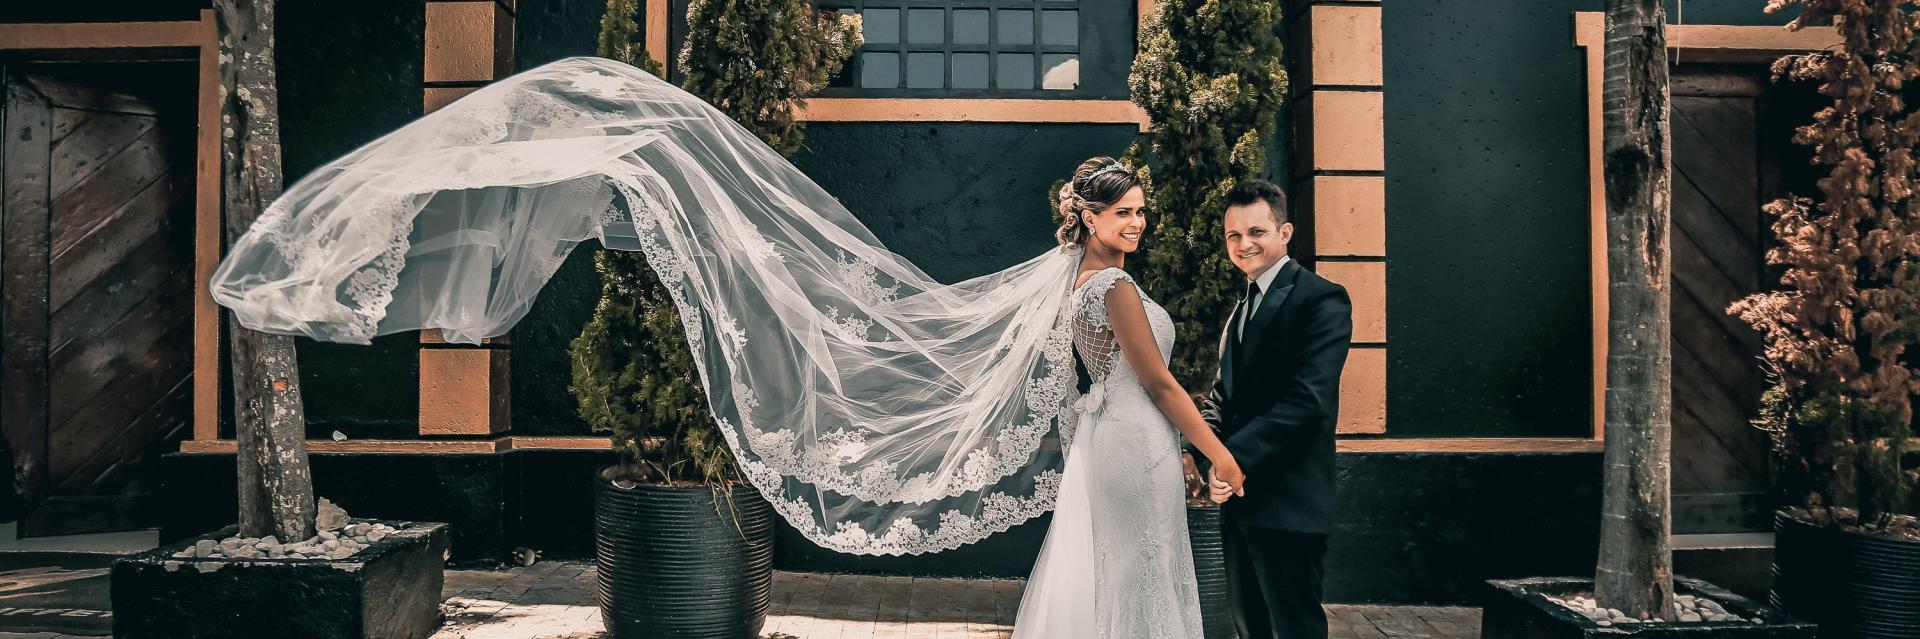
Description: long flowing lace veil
209,56,1082,555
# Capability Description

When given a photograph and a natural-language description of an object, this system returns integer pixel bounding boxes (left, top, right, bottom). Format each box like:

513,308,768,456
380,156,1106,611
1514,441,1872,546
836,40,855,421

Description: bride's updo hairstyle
1055,156,1140,247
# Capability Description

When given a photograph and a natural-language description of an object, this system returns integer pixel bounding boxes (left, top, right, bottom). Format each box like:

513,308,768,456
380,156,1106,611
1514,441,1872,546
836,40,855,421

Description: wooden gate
2,64,196,536
1668,67,1779,534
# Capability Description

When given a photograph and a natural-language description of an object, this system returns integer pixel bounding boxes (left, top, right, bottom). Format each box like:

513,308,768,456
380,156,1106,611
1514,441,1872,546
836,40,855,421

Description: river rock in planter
316,497,350,531
111,521,448,639
167,523,400,561
1485,577,1815,639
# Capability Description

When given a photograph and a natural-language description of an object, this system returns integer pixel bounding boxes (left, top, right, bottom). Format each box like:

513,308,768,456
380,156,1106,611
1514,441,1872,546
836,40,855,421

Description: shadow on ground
0,553,113,636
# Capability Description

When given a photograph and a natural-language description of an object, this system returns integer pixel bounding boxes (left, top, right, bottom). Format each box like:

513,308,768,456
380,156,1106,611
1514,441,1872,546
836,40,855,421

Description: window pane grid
820,0,1084,95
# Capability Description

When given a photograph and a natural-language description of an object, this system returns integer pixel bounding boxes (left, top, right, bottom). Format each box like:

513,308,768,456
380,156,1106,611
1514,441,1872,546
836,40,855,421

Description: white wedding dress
1013,267,1204,639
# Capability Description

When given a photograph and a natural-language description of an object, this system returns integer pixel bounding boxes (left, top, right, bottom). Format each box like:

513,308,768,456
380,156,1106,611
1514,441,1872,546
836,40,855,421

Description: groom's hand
1181,453,1204,498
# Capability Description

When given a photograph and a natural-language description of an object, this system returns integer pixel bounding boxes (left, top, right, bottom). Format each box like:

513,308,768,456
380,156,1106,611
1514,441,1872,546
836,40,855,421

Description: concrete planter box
110,521,448,639
1482,576,1815,639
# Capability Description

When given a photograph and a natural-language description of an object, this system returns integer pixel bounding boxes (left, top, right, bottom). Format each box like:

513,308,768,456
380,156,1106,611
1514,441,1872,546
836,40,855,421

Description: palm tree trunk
216,0,317,543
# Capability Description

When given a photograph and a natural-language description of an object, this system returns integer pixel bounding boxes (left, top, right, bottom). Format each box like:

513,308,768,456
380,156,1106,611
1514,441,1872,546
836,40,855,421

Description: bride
207,57,1243,636
1010,157,1245,637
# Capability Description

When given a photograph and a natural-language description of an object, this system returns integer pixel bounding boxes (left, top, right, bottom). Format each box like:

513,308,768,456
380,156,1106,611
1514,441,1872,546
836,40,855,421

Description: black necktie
1236,280,1260,346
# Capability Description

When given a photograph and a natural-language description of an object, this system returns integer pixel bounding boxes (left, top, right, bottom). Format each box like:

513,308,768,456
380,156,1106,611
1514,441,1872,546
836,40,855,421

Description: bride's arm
1103,282,1246,494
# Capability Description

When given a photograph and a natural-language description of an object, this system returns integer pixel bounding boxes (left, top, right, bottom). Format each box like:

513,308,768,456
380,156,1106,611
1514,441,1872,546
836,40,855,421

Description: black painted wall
0,1,208,23
161,448,1604,603
1381,0,1791,437
267,0,428,440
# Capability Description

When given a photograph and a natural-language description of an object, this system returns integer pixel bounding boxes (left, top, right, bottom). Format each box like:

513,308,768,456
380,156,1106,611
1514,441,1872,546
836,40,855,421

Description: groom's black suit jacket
1201,258,1352,534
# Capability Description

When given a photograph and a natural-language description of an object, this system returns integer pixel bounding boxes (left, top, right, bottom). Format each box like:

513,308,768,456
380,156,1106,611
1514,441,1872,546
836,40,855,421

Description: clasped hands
1181,452,1246,504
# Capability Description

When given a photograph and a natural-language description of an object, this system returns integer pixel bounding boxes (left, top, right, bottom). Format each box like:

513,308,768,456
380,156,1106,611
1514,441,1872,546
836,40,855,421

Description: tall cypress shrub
571,0,857,487
1125,0,1289,388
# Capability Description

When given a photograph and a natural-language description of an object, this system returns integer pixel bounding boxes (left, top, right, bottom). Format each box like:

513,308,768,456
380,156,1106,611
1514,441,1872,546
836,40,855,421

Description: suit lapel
1239,259,1301,363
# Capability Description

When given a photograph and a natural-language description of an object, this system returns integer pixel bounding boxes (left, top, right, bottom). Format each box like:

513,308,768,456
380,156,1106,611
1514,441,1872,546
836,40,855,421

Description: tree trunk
1595,0,1675,621
216,0,316,543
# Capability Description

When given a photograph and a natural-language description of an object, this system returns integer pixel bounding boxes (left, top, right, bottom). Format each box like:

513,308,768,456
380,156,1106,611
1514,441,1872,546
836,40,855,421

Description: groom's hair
1225,179,1289,225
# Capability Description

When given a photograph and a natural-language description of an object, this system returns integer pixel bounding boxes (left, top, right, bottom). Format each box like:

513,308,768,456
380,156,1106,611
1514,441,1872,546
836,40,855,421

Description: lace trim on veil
611,178,1070,553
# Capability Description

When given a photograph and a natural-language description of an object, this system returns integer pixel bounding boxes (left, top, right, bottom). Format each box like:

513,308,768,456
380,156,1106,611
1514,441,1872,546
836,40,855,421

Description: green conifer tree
571,0,856,486
1125,0,1289,388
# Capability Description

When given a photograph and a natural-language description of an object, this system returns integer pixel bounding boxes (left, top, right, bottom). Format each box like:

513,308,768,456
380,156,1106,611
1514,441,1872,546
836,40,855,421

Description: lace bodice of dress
1072,268,1176,391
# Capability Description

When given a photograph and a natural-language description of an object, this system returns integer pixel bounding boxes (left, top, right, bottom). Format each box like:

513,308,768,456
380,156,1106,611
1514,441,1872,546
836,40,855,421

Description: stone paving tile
428,562,1480,639
0,561,1480,639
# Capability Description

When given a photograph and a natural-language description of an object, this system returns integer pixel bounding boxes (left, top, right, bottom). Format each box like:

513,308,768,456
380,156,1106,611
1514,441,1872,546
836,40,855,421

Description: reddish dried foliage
1732,0,1920,524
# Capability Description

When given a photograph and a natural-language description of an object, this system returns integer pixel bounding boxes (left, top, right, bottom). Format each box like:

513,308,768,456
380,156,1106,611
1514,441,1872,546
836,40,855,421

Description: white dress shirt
1237,255,1291,340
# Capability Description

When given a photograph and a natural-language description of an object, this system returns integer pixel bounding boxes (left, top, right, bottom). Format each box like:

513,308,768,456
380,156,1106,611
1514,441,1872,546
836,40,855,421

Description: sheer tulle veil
208,56,1087,555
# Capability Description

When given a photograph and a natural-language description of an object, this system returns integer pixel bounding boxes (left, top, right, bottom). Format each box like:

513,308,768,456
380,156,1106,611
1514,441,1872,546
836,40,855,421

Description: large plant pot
1186,503,1234,639
595,472,775,639
109,521,448,639
1771,510,1920,639
1483,576,1814,639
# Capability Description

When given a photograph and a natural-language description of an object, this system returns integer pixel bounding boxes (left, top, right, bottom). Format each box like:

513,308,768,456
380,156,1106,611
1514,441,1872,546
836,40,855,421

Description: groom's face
1223,201,1292,280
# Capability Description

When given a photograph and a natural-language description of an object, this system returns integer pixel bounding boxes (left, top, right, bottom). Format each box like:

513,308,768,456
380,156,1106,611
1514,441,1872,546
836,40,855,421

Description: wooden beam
193,10,221,442
645,0,669,69
1338,438,1605,454
3,72,55,506
0,20,209,50
181,435,1607,455
507,436,615,450
181,439,505,454
798,98,1151,131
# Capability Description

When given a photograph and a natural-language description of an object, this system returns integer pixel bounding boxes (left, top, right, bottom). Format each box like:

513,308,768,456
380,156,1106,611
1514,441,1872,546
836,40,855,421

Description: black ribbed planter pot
594,472,775,639
1187,503,1234,639
1771,510,1920,639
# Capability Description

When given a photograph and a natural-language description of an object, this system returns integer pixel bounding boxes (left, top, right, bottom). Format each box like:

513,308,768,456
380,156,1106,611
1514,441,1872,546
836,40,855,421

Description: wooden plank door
1668,67,1774,534
1,65,195,536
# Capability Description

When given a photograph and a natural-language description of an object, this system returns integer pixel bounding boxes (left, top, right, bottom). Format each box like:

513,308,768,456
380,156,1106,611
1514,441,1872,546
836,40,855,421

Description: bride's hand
1181,453,1205,498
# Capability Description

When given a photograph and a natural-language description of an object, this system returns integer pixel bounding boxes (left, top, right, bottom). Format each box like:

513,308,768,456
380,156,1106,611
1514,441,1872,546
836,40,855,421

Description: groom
1186,179,1353,639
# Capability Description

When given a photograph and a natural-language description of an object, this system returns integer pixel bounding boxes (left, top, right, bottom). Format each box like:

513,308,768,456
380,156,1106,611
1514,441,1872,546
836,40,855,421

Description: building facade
0,0,1828,602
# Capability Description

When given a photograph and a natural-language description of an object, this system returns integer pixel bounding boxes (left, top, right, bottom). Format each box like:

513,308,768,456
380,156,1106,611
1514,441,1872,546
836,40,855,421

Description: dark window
819,1,1134,99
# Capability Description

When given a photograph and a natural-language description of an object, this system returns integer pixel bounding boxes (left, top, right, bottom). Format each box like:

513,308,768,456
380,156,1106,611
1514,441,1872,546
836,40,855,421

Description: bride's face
1082,187,1148,253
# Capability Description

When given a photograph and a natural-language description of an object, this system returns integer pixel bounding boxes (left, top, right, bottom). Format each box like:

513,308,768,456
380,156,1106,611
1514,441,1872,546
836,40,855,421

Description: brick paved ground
433,563,1481,639
0,561,1482,638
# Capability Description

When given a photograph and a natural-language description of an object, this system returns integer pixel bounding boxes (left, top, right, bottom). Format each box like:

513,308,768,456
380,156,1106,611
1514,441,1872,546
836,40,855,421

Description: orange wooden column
424,0,515,110
1294,0,1387,435
419,0,516,438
